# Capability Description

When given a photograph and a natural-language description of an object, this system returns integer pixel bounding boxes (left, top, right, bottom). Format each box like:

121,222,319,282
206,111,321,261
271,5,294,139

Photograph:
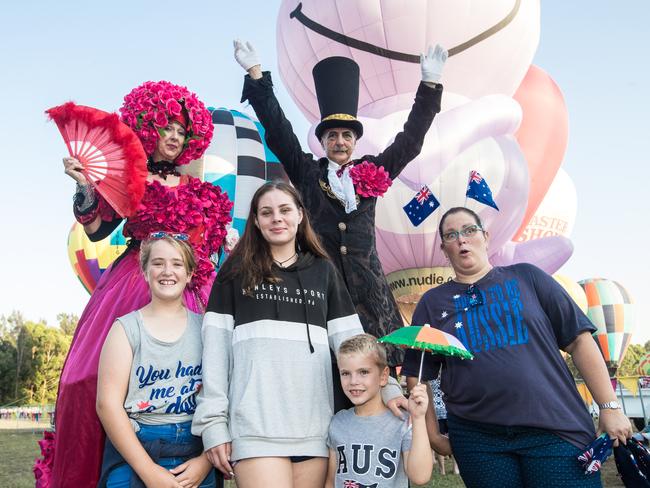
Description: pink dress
42,176,231,488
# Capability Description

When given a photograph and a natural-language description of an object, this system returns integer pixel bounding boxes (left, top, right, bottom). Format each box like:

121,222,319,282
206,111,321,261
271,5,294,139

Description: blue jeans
106,421,217,488
447,414,602,488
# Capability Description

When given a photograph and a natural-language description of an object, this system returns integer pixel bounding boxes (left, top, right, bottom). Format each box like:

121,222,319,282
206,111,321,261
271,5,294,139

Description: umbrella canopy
379,324,473,383
379,324,474,360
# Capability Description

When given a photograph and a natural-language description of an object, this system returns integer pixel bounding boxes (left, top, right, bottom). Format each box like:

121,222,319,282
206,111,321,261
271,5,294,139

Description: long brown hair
219,181,328,293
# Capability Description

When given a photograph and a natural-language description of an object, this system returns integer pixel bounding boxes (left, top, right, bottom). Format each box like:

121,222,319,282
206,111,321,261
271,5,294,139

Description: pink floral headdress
119,80,213,166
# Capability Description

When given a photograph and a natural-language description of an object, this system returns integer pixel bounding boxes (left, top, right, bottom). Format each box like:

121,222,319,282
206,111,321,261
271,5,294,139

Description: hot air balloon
67,221,127,294
517,168,577,243
579,278,636,376
276,0,540,119
186,107,287,236
552,274,588,313
512,65,569,238
276,0,571,275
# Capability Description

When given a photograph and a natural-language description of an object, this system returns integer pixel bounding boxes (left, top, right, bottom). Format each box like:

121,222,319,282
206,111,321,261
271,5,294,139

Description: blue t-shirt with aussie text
402,264,596,448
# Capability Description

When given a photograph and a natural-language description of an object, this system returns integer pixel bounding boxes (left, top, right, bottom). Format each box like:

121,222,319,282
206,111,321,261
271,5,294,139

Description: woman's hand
170,453,213,488
63,157,87,184
141,464,182,488
386,395,408,418
598,408,633,446
206,442,234,479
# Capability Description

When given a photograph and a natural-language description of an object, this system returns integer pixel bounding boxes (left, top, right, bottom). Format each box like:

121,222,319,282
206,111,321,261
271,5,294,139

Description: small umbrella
379,323,474,383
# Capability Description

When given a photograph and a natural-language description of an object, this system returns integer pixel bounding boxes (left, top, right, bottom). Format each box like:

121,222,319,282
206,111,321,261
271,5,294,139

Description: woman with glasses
96,234,216,487
48,81,232,487
402,206,631,487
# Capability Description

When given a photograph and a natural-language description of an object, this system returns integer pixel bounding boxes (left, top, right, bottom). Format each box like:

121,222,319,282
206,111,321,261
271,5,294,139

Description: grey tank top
118,309,203,429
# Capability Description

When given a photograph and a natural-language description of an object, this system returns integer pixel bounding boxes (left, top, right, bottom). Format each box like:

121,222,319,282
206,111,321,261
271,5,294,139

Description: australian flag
466,170,499,210
403,185,440,226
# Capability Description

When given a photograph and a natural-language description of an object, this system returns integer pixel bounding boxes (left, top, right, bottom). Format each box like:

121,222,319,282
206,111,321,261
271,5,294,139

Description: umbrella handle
418,350,425,384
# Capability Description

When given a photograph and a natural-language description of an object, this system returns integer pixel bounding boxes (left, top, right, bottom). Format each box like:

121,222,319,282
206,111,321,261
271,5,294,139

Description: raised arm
233,39,315,184
64,157,122,239
373,45,446,178
96,322,181,487
403,383,434,485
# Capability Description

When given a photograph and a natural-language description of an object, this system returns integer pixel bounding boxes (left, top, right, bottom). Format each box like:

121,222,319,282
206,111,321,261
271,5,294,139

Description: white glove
233,39,260,71
420,44,448,84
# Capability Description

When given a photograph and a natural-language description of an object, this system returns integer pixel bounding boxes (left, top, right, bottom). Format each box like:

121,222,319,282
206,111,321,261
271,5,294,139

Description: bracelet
73,183,99,224
73,183,97,213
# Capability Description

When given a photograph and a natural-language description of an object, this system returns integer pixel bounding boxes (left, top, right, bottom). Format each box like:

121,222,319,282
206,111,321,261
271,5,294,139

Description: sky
1,1,648,343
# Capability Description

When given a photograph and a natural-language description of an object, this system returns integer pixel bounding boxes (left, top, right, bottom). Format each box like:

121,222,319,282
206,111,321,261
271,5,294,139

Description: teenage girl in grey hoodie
192,182,402,488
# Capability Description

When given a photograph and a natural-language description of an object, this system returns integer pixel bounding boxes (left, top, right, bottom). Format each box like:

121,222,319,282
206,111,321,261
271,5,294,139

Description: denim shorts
105,421,217,488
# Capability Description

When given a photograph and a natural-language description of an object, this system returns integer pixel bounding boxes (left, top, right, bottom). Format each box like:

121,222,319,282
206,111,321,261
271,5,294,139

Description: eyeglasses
441,224,484,243
466,283,484,307
148,231,189,241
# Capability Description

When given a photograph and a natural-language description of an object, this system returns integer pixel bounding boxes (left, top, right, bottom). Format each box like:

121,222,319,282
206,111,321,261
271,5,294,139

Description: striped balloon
200,107,287,236
67,221,127,294
579,278,636,374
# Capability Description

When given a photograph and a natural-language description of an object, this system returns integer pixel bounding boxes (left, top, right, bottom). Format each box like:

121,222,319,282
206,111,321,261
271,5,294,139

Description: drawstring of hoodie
296,267,315,354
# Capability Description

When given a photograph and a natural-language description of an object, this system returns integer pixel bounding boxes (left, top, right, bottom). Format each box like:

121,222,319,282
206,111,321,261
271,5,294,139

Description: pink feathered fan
47,102,147,217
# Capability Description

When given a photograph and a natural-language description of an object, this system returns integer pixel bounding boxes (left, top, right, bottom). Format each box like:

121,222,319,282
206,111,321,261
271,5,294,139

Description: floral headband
119,80,214,166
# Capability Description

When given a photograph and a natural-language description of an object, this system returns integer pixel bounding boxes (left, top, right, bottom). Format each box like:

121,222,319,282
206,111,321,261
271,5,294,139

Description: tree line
1,310,649,407
0,312,77,406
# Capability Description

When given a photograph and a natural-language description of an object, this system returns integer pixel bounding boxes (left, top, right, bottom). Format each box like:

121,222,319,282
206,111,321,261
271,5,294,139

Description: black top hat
313,57,364,140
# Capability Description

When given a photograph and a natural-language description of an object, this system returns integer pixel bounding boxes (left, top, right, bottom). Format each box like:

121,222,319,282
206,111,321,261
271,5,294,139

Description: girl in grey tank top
96,235,216,487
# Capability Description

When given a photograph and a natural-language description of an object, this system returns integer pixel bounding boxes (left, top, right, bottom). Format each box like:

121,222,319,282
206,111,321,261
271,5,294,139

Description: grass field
0,425,625,487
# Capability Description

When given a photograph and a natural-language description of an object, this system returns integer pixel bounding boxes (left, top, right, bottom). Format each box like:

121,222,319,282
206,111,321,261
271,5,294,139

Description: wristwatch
598,401,622,410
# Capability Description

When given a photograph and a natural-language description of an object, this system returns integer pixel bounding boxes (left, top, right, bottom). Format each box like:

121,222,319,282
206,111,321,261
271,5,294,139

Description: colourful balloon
552,273,588,313
67,221,127,294
512,65,569,239
579,278,636,375
516,168,577,243
277,0,540,120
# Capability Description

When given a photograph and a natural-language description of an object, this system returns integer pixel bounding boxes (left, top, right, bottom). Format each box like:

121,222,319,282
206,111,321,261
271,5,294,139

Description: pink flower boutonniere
349,161,392,198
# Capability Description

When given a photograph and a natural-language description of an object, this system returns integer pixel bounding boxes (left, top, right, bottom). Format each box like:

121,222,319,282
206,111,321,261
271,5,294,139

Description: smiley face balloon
276,0,540,120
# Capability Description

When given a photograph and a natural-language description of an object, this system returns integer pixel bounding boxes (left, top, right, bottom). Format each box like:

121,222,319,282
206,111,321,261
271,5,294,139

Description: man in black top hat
233,39,446,411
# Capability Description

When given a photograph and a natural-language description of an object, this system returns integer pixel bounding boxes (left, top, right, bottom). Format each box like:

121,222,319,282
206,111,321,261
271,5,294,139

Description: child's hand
170,453,213,488
408,383,429,419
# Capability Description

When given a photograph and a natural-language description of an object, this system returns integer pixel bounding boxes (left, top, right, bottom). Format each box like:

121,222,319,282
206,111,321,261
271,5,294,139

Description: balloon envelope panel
203,107,286,236
277,0,540,120
67,221,127,294
579,278,636,372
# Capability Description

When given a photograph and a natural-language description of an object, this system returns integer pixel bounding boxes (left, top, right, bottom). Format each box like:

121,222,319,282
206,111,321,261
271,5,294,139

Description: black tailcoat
241,73,442,366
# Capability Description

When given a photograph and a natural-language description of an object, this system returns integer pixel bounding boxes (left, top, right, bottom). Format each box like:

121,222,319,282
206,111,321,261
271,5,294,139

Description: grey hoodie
192,254,368,460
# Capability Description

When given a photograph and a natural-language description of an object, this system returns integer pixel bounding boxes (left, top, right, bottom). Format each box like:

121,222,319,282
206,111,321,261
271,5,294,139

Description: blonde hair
139,236,197,276
338,333,388,370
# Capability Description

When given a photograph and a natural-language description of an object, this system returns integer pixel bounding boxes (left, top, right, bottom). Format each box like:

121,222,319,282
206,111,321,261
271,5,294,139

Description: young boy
326,334,451,487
